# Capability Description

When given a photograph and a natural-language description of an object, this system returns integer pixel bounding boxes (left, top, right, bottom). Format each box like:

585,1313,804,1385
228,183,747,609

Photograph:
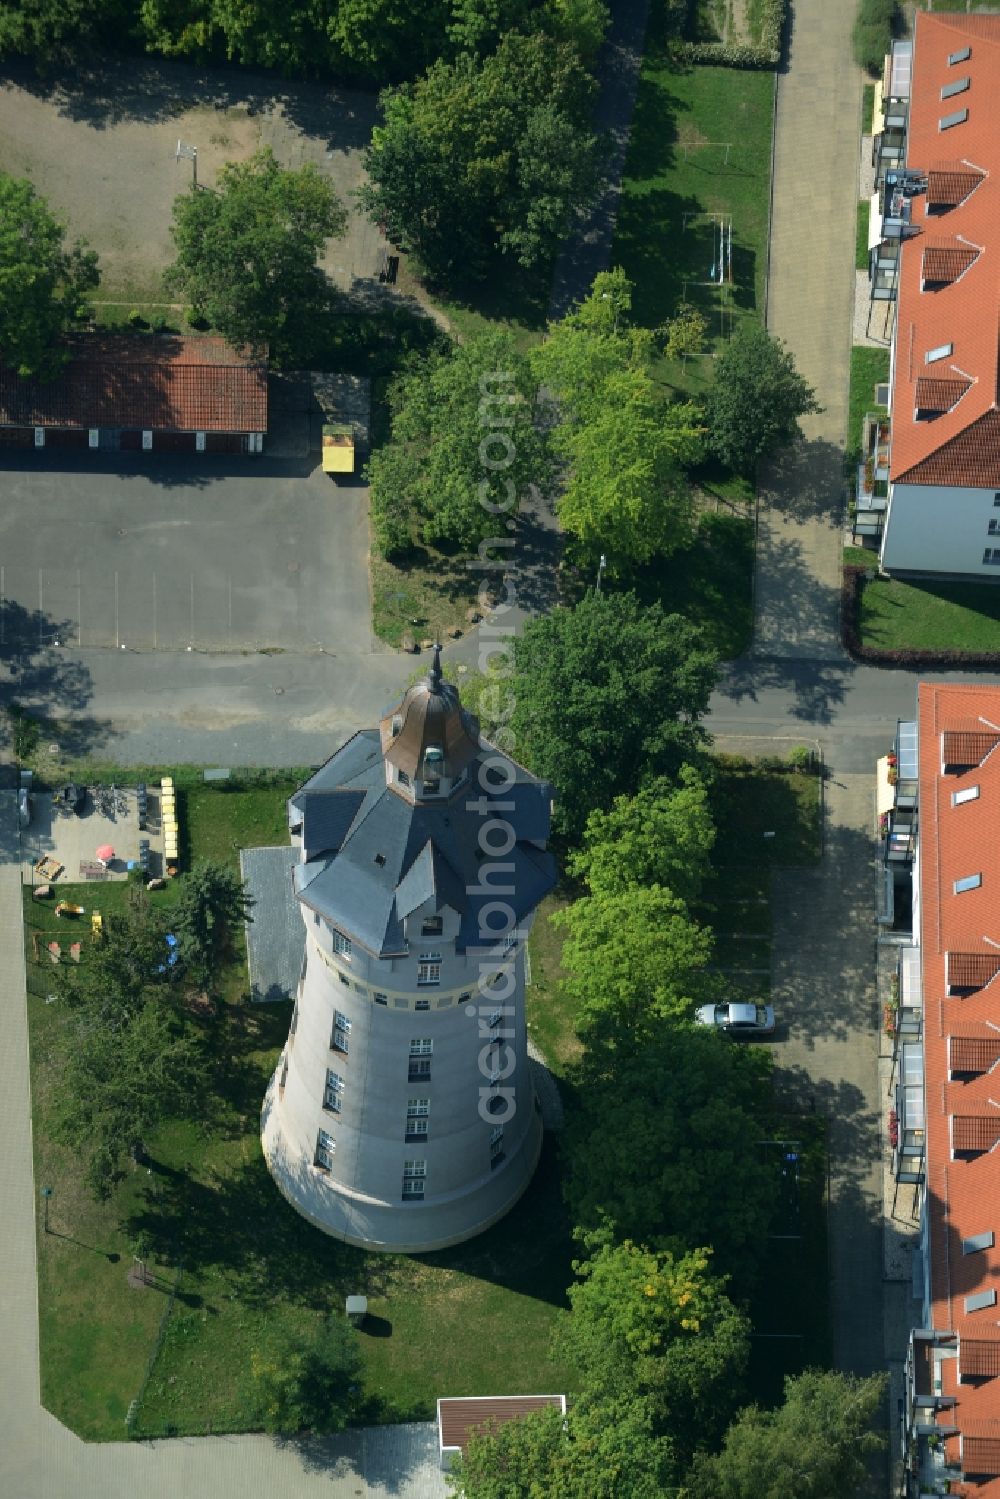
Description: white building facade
261,650,556,1253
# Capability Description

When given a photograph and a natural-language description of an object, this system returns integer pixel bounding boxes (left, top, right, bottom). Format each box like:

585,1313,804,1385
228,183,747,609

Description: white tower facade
261,650,556,1253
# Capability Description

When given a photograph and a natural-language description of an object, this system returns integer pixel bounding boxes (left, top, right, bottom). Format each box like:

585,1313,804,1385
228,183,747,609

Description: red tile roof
437,1396,565,1455
0,334,267,434
963,1339,1000,1380
890,15,1000,488
915,375,972,412
919,683,1000,1499
947,953,1000,994
922,243,980,285
951,1035,1000,1074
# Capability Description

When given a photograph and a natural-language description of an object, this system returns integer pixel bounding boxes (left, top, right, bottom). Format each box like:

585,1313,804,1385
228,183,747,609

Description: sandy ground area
0,55,383,305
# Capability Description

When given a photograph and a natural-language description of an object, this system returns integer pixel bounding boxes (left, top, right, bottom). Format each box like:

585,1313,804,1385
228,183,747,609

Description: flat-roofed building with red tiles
896,683,1000,1497
867,14,1000,577
0,334,266,456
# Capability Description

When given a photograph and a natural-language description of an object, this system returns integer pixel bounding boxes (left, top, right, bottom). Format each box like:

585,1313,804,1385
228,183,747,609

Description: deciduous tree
165,148,346,358
0,174,99,380
367,329,550,553
568,765,716,906
173,859,254,989
564,1024,777,1283
704,323,820,478
509,592,717,842
360,32,597,279
685,1369,887,1499
251,1316,361,1434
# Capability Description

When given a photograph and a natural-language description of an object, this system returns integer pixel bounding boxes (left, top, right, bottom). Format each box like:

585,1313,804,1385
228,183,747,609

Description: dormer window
422,916,443,936
422,745,444,793
391,715,402,736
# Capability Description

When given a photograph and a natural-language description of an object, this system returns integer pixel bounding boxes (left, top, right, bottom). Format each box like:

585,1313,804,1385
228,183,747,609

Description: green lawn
855,198,870,272
371,546,481,650
847,345,889,464
526,893,583,1078
633,509,755,659
863,81,875,134
28,778,581,1441
614,31,775,398
859,574,1000,651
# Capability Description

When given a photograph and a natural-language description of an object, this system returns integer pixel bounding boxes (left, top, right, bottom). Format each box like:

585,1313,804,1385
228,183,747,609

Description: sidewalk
753,0,861,659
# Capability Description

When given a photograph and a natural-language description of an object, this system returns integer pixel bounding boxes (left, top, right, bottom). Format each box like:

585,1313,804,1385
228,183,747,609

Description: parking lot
0,453,375,654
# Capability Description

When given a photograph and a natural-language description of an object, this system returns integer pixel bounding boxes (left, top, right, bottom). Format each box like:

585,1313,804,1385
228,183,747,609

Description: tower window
332,929,351,958
314,1129,336,1171
409,1038,433,1056
415,999,430,1011
402,1159,426,1199
422,916,443,936
418,958,441,986
332,1010,351,1053
405,1116,429,1141
397,768,410,786
408,1057,432,1081
324,1070,344,1112
374,992,388,1006
490,1128,505,1167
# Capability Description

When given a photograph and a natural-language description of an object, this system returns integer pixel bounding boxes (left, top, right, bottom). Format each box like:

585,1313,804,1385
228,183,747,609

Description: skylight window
939,108,969,131
965,1288,997,1314
949,46,971,65
952,786,980,806
955,874,983,894
941,77,970,100
925,343,953,364
963,1231,995,1255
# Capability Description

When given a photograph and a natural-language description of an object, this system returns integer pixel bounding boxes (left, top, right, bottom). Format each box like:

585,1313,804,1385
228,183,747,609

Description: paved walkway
547,0,650,320
754,0,861,658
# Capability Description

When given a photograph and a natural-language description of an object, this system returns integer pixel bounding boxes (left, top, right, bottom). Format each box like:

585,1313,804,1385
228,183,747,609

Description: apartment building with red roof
892,683,1000,1497
869,14,1000,576
0,334,266,456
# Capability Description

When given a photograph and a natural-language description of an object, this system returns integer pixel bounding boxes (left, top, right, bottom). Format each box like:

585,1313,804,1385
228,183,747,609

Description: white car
696,1001,776,1037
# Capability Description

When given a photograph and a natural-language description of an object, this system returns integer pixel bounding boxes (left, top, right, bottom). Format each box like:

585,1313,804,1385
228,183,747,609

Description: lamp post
41,1185,53,1234
596,554,607,594
175,140,198,190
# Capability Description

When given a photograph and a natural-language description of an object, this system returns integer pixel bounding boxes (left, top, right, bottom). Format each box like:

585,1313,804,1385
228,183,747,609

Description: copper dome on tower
380,645,480,782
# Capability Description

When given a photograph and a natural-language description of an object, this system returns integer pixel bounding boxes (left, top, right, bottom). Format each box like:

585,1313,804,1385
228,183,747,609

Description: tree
0,174,99,380
560,1240,750,1459
173,860,254,989
449,1393,674,1499
555,886,714,1038
704,324,820,478
661,303,708,361
51,891,207,1198
367,329,551,553
569,765,716,906
564,1024,777,1284
534,272,704,567
0,0,123,61
251,1316,361,1434
360,32,597,280
685,1369,888,1499
164,148,346,357
509,592,718,842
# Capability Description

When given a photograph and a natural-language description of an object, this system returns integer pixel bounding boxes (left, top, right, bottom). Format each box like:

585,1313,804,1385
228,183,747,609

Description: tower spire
428,641,443,693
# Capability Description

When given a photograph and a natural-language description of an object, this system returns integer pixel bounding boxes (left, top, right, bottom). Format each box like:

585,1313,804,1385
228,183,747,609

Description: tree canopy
164,148,346,358
251,1316,362,1434
533,272,705,568
172,859,254,989
564,1024,777,1283
0,173,99,380
685,1369,887,1499
568,765,716,906
560,1240,749,1457
704,324,820,478
51,890,208,1197
555,885,714,1038
367,329,550,555
508,591,717,842
360,31,598,279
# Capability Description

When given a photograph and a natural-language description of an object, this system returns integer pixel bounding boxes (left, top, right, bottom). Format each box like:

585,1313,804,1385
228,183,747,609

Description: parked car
17,768,32,828
696,1000,775,1037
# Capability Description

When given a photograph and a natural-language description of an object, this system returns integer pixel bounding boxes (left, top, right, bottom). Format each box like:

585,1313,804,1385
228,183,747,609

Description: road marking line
153,573,157,652
115,570,119,649
77,567,81,647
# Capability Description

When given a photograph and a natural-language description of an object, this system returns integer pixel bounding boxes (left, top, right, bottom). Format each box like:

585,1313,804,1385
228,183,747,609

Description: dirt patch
0,55,384,306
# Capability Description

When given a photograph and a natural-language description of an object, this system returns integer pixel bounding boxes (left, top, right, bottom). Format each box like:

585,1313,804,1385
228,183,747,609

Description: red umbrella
96,844,115,863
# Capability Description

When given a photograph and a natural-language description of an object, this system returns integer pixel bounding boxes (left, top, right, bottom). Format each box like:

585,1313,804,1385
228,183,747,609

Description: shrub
127,309,146,329
9,702,40,760
678,0,785,67
852,0,897,76
787,745,815,771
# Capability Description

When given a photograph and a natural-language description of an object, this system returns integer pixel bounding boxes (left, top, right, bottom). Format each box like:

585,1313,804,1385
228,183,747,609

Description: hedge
678,0,786,68
852,0,897,77
841,565,1000,668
